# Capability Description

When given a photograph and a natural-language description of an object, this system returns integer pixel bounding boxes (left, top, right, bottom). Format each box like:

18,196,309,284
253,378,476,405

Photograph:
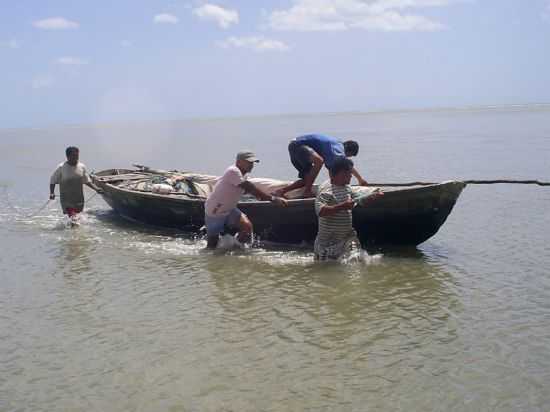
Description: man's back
295,134,345,169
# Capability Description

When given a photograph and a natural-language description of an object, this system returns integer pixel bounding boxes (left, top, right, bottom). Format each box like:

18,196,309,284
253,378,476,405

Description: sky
1,0,550,128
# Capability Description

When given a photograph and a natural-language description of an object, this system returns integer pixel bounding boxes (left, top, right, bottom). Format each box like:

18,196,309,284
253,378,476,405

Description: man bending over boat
315,157,383,261
274,134,369,199
49,146,103,218
205,151,288,249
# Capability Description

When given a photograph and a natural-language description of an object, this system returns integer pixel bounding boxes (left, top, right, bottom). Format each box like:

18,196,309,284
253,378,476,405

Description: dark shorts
64,206,83,216
288,140,314,179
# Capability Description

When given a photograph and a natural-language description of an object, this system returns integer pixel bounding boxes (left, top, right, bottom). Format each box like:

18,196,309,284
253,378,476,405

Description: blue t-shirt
295,134,345,169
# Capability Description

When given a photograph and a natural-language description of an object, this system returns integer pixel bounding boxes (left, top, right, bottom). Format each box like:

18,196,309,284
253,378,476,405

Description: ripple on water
2,186,550,411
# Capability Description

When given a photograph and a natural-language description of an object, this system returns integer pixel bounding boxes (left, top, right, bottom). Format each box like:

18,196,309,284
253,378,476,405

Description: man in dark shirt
275,134,368,198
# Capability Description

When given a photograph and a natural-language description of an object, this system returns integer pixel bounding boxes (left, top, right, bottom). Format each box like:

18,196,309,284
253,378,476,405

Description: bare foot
273,188,286,198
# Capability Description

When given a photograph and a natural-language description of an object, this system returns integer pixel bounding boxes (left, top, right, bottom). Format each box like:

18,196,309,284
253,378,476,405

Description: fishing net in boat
115,174,209,197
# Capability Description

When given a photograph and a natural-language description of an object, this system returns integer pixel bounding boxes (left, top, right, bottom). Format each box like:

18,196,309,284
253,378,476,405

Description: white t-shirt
50,161,91,210
205,165,246,217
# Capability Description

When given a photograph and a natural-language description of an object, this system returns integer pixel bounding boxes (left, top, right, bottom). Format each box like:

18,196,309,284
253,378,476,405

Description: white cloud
219,36,290,52
56,57,89,65
153,13,179,24
32,17,79,30
32,75,54,89
266,0,460,32
193,4,239,29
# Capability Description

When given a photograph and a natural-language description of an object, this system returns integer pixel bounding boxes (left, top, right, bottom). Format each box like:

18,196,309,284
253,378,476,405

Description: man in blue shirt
275,134,368,198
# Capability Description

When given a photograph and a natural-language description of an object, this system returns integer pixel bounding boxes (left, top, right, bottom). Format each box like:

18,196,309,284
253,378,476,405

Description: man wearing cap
274,134,369,199
205,151,288,249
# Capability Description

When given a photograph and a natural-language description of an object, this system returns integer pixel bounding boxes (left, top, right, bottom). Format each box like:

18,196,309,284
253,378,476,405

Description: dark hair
65,146,79,157
343,140,359,157
329,156,354,177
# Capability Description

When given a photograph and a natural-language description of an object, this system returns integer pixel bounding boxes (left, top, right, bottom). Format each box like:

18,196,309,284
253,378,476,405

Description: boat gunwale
94,170,465,209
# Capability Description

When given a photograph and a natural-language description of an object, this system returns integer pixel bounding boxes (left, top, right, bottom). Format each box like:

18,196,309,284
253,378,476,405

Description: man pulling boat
49,146,103,221
205,151,288,249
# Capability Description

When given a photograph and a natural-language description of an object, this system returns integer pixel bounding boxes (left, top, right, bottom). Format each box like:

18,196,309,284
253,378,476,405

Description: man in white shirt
205,151,287,249
49,146,103,217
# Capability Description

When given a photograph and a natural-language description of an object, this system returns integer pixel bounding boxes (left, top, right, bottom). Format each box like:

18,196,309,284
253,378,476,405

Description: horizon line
2,102,550,132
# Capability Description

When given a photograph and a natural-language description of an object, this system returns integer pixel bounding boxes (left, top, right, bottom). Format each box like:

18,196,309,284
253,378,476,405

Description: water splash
216,233,244,251
2,195,382,268
339,247,383,265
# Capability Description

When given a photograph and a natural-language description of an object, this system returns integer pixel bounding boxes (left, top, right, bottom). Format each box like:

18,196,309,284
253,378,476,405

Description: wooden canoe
92,168,465,248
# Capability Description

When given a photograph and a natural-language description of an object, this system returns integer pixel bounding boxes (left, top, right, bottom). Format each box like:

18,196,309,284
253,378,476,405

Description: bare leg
302,160,323,197
274,179,305,197
237,213,253,244
276,157,323,198
207,236,219,249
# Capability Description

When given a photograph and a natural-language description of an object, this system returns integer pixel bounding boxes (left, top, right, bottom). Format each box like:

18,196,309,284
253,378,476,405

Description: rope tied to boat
367,179,550,187
1,187,52,218
1,187,100,219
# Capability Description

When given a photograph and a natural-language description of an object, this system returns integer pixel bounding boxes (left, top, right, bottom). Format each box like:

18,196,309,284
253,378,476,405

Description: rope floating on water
368,180,550,187
1,188,100,219
85,191,99,203
1,187,52,218
464,179,550,186
24,199,52,218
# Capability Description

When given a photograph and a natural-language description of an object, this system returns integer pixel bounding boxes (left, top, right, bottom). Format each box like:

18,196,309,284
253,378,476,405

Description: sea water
1,106,550,411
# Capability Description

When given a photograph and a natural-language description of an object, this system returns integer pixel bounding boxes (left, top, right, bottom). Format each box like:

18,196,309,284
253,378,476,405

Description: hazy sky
1,0,550,128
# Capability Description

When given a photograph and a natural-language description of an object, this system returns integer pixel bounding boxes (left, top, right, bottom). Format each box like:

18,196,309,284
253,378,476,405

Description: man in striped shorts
314,157,383,260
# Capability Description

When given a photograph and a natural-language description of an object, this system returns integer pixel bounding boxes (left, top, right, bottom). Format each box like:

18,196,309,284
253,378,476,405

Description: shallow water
1,107,550,411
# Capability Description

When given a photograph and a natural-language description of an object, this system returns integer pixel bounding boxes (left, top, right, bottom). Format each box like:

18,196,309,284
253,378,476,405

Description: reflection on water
54,231,95,278
197,250,463,410
207,247,456,327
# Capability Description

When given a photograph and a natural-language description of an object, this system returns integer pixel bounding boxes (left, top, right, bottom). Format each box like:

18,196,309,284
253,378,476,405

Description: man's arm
50,166,61,199
318,199,355,217
49,184,56,200
82,166,103,193
351,167,368,186
85,182,104,194
239,181,287,206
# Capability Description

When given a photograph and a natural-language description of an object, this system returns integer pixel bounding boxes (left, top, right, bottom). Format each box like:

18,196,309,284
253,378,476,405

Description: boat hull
93,170,465,248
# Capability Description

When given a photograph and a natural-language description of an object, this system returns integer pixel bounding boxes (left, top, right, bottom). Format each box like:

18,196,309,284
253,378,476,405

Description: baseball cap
236,151,260,163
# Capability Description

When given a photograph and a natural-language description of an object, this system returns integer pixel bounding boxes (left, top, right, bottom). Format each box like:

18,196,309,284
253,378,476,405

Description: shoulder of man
296,134,321,143
224,164,242,176
50,163,64,183
52,162,65,173
223,165,246,184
